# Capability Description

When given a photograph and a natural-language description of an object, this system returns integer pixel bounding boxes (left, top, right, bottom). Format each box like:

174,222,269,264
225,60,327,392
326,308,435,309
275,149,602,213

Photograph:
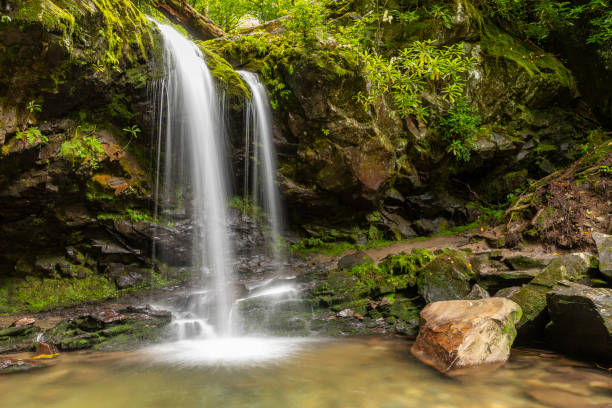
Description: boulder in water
547,281,612,361
411,297,522,374
0,357,47,374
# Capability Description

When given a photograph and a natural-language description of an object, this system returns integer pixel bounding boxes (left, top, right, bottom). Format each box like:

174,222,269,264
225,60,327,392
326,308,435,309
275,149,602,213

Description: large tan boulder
411,297,522,374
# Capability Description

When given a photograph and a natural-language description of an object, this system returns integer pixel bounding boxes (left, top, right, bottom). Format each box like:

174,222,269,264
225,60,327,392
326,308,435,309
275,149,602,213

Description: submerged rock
411,298,522,374
0,357,47,374
547,281,612,361
592,232,612,278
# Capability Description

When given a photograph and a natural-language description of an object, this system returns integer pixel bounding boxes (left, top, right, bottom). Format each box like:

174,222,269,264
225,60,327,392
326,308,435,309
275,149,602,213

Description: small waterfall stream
238,71,284,267
153,21,237,338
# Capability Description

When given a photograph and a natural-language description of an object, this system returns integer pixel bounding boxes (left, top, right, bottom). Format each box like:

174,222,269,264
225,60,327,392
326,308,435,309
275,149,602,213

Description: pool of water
1,337,611,408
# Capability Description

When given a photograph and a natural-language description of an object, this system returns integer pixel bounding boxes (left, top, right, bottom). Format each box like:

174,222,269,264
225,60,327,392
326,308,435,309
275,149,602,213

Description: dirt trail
311,232,568,270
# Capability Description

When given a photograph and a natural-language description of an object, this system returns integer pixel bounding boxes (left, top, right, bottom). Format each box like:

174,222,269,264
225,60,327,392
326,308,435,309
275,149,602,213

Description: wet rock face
216,7,596,234
547,281,612,361
46,307,172,351
0,1,176,295
411,298,522,374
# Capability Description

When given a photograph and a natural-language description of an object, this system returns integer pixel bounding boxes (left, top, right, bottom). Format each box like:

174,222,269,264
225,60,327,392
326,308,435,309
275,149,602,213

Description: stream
1,337,611,408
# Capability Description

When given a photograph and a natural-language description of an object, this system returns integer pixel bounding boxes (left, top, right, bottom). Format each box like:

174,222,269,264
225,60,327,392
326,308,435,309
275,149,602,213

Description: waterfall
238,71,284,266
153,21,237,338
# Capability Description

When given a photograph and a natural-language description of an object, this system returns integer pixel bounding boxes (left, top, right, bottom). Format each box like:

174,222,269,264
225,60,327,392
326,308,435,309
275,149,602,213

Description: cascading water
148,21,308,365
238,71,284,266
152,21,236,338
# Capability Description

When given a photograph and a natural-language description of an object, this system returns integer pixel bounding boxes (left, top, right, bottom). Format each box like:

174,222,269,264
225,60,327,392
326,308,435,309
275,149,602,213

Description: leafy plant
15,126,48,146
357,40,476,123
436,100,481,162
122,124,141,148
22,99,42,130
60,125,105,169
482,0,612,45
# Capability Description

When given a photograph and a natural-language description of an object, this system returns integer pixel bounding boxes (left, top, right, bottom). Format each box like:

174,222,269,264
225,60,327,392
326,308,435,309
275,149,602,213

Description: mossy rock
503,255,547,271
417,250,475,303
510,253,597,340
197,44,249,98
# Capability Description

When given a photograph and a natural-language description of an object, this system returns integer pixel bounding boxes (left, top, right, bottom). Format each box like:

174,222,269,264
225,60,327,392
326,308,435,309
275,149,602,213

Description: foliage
600,165,612,176
188,0,294,32
15,127,48,146
60,124,105,169
281,0,329,46
122,124,140,148
126,208,154,223
357,40,477,122
481,0,612,45
347,249,433,295
436,100,481,162
228,196,265,221
290,237,355,256
379,249,434,277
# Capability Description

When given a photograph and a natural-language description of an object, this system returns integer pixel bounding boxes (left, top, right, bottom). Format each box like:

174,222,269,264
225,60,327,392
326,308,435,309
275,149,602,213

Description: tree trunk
154,0,225,40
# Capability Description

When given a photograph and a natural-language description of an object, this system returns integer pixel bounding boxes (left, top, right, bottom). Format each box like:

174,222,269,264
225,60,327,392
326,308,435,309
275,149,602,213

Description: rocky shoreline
3,230,611,376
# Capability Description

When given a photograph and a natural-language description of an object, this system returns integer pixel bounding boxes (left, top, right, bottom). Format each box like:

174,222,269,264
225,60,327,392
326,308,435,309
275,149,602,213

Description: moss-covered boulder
510,253,597,340
547,281,612,361
46,307,172,351
417,250,475,303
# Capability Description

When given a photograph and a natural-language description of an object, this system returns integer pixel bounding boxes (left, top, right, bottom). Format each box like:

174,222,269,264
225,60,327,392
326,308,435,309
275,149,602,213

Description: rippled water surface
1,337,611,408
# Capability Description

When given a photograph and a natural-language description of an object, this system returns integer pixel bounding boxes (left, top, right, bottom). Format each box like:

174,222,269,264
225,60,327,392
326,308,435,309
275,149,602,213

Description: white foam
145,337,312,366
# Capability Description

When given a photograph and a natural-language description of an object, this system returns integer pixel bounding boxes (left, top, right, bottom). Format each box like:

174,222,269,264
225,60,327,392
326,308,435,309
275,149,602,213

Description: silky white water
238,71,284,265
154,22,236,338
150,23,305,364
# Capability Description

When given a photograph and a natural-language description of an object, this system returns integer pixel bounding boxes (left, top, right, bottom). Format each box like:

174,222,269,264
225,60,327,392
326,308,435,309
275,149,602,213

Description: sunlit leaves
359,40,476,122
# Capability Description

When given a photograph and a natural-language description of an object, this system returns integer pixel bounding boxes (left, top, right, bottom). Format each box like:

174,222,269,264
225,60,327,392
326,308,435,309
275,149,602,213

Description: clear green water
1,337,611,408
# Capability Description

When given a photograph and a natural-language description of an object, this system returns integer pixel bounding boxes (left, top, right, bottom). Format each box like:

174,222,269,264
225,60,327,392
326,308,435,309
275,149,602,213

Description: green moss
197,45,250,98
10,0,153,73
510,284,548,328
14,0,76,37
502,308,522,347
481,23,575,91
417,250,474,302
0,275,118,314
378,249,434,284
